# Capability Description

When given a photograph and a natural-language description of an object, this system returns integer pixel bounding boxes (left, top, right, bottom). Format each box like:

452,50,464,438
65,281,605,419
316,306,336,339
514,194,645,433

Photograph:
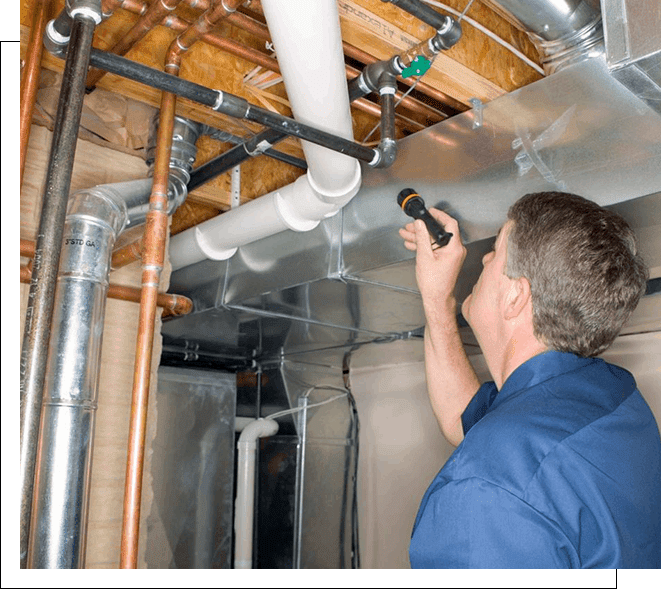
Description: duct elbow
67,186,128,237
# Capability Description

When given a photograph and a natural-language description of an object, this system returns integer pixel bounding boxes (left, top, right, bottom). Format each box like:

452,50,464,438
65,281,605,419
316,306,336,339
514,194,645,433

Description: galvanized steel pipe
28,188,125,569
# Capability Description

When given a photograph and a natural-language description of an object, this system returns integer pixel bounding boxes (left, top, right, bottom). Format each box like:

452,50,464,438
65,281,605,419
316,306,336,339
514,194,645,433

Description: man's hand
398,208,467,318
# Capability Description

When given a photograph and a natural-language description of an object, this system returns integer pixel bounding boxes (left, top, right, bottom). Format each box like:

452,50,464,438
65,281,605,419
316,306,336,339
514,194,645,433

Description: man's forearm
424,297,480,446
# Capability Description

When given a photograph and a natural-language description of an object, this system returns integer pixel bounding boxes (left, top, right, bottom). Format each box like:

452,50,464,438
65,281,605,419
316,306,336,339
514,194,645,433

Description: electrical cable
265,384,361,568
421,0,545,74
264,389,348,421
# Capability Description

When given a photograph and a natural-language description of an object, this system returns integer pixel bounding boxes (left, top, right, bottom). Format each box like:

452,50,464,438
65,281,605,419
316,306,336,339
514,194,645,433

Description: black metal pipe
383,0,450,30
86,48,381,165
20,13,99,570
240,103,378,164
188,128,307,192
44,7,75,58
376,73,398,168
88,48,221,106
348,57,401,103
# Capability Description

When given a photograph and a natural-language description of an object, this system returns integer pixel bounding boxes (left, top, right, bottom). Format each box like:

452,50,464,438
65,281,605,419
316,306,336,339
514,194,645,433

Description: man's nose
482,251,495,265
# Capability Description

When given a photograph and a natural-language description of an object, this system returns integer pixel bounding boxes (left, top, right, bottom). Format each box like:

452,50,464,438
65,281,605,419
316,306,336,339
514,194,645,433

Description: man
399,191,661,568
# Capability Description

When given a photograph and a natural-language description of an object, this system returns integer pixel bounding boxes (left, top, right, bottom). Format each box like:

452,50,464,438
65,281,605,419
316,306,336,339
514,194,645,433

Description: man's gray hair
506,192,648,357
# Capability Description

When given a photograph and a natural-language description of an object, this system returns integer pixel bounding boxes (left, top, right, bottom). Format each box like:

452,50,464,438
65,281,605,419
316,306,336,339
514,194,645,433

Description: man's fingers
428,208,462,244
414,219,435,259
400,209,463,254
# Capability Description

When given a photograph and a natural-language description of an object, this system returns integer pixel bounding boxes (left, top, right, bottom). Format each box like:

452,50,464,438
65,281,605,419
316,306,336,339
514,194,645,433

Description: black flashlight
397,188,453,248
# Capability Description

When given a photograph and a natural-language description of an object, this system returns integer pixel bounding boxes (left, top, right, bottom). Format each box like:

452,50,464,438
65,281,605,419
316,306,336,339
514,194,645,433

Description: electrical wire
265,388,348,421
421,0,545,74
265,384,361,568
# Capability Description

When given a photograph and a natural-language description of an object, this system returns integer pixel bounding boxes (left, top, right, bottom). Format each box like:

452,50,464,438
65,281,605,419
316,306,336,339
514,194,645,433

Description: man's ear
504,276,532,321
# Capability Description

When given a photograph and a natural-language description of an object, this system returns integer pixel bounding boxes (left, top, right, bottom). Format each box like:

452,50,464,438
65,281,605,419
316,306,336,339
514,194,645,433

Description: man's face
462,220,514,339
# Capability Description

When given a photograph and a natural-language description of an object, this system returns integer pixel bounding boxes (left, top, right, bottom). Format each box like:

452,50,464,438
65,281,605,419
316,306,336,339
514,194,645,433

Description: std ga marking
65,238,99,248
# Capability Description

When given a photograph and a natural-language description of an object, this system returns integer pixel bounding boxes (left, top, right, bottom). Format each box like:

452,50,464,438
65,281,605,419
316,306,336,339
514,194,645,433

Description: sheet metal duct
144,367,236,569
163,0,661,360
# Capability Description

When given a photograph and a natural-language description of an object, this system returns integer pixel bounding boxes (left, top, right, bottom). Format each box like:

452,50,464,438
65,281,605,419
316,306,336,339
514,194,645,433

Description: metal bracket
469,97,483,129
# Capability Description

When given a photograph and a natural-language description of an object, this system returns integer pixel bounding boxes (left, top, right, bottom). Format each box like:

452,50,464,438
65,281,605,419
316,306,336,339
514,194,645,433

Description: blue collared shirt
409,351,661,568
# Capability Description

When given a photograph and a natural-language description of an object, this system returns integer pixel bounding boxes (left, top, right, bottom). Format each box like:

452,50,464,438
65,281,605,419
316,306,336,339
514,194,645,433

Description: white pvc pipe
261,0,358,198
169,0,362,270
234,418,279,569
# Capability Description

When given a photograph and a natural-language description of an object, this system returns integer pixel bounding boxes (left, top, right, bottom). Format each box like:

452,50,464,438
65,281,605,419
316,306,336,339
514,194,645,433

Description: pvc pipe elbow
306,158,362,207
237,418,279,447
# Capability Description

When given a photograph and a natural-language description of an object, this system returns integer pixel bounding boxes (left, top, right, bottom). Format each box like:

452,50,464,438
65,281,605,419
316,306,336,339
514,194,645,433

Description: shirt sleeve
409,477,578,568
461,381,498,436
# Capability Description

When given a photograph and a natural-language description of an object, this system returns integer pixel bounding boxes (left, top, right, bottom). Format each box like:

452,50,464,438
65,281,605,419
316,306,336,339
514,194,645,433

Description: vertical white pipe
234,419,279,569
169,0,362,269
261,0,358,199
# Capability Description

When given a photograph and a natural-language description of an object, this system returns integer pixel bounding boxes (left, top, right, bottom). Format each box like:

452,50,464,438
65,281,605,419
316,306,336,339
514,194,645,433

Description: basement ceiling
20,0,543,235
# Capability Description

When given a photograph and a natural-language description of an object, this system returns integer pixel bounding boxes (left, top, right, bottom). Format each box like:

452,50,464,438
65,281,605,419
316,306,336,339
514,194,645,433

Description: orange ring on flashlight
400,192,420,211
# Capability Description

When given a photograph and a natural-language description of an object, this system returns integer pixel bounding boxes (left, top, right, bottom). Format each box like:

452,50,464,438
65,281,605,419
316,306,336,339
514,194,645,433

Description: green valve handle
401,55,431,79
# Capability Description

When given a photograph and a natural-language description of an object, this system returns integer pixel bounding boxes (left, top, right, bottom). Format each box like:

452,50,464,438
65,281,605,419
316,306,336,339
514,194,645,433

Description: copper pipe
20,0,51,187
21,238,37,258
98,0,439,130
21,239,36,280
222,10,448,122
21,264,33,283
20,264,192,316
102,0,130,13
165,0,246,71
20,239,193,315
109,284,193,315
87,0,183,89
120,90,175,570
111,237,143,269
120,1,246,568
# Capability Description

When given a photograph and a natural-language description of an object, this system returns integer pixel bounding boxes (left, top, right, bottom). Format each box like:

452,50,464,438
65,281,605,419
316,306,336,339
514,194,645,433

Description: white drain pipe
234,418,279,569
169,0,361,269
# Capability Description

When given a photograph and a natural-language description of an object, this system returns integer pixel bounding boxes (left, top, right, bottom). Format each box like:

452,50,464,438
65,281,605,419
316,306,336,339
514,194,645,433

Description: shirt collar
490,351,596,411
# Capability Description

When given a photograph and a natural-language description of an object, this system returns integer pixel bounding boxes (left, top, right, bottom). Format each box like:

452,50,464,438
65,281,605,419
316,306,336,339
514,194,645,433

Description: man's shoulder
450,360,657,496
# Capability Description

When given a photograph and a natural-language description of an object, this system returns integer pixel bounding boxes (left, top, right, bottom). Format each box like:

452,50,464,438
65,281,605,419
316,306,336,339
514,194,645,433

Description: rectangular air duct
163,0,661,360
